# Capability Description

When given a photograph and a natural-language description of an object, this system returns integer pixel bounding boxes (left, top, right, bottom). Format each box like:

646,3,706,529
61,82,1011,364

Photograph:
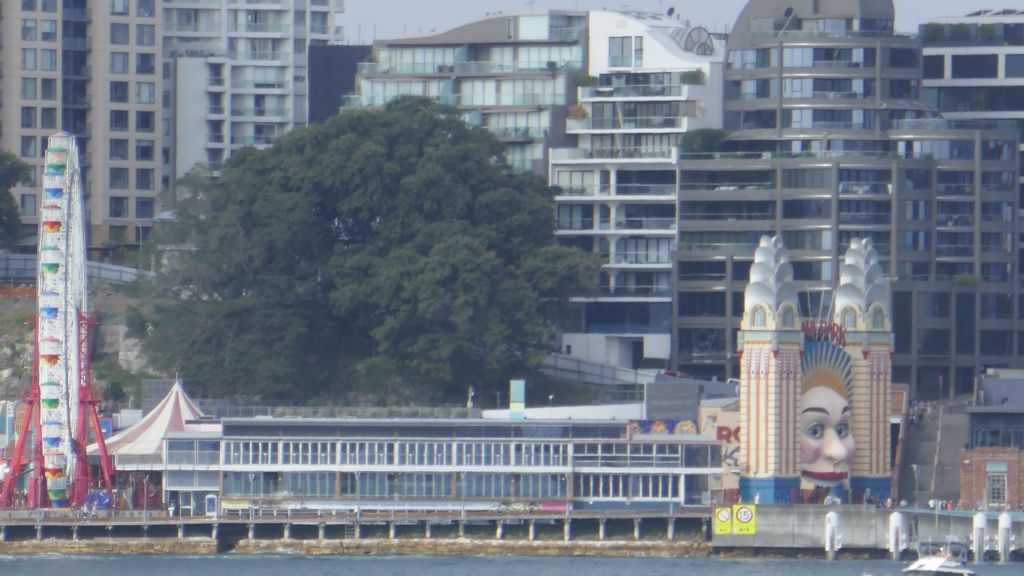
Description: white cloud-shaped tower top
743,235,800,324
834,238,890,330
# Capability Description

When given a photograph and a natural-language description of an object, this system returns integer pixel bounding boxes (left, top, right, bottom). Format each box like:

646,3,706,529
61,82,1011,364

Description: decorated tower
737,236,803,503
832,238,892,500
737,236,892,504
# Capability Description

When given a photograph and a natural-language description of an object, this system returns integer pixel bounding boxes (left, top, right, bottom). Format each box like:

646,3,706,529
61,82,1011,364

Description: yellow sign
732,504,757,534
714,506,733,535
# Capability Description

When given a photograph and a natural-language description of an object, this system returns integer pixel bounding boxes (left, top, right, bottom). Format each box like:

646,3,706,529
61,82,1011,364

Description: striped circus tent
88,381,204,466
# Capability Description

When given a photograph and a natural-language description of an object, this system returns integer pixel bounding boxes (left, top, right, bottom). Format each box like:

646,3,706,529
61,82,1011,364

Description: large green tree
0,150,31,250
145,97,597,402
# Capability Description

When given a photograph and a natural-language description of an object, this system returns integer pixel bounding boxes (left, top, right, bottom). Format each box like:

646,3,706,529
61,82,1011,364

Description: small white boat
902,540,975,576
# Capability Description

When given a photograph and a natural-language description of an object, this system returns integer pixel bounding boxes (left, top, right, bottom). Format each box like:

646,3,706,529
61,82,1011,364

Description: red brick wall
959,446,1024,510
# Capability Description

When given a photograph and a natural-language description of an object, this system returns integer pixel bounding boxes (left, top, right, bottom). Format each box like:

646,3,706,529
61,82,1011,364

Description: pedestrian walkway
898,396,969,506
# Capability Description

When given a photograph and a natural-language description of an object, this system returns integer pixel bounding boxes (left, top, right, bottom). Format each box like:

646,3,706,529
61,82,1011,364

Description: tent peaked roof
91,381,204,456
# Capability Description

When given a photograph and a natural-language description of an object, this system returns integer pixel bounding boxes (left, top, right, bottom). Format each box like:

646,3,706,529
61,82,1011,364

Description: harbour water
1,554,1022,576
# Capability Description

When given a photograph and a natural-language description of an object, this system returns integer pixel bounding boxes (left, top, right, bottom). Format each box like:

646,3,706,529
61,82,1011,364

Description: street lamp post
911,464,919,507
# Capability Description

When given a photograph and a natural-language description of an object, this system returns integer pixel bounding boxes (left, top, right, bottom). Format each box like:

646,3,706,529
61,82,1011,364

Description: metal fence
0,254,150,285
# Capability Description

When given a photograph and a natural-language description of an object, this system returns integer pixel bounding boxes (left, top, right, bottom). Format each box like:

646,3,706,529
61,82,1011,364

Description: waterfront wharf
0,506,711,554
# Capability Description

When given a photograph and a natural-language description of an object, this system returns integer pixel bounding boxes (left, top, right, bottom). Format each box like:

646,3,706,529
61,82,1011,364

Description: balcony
936,183,974,196
569,115,692,131
207,106,226,116
615,184,675,196
935,245,973,257
614,217,675,231
678,181,774,191
230,135,278,146
491,127,546,141
229,22,291,34
936,214,974,227
598,285,672,297
580,84,691,99
228,51,287,62
838,212,891,225
611,252,673,265
230,107,289,118
838,181,892,195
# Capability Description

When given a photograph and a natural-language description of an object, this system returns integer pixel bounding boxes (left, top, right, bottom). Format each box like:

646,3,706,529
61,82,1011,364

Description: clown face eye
805,422,824,439
835,422,849,438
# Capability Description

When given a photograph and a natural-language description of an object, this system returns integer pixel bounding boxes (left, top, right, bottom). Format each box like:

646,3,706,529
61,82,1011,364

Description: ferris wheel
1,131,113,508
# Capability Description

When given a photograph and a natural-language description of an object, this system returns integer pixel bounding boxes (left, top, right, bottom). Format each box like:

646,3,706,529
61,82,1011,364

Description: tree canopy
0,150,31,250
144,97,597,403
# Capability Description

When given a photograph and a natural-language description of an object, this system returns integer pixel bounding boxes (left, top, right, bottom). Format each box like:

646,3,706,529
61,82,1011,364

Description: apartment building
163,0,345,181
671,0,1021,400
1,1,345,257
346,11,588,174
1,0,161,254
549,11,725,369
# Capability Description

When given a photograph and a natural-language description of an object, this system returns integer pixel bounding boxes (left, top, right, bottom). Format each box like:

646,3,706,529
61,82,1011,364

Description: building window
109,170,129,191
135,139,155,161
986,472,1007,507
136,82,155,104
22,19,38,41
40,78,56,100
20,194,38,217
21,107,36,129
40,108,56,129
40,20,56,41
110,0,129,16
39,49,56,71
872,309,884,329
951,54,997,79
136,53,155,75
137,0,155,17
136,197,155,219
136,169,154,190
136,111,155,132
781,308,795,328
22,49,37,71
110,139,129,160
137,24,155,46
21,136,37,158
110,81,129,103
22,0,36,10
40,0,55,11
609,37,631,67
752,306,766,328
922,55,944,79
111,22,129,45
111,52,129,74
110,110,129,131
21,78,37,100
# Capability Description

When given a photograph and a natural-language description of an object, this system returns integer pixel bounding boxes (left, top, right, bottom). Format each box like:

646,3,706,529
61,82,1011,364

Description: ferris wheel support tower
0,132,114,508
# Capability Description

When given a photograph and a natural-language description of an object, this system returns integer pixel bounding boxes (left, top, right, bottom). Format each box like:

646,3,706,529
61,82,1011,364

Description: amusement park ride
0,132,114,508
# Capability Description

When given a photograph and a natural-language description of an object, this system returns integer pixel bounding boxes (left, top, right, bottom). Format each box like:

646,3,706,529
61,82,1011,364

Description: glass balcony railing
229,22,290,34
230,107,289,117
838,181,892,195
935,245,973,257
611,252,673,265
936,183,974,196
838,212,891,225
936,214,973,226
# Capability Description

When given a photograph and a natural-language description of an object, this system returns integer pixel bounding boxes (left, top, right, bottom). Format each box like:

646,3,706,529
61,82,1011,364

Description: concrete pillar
212,523,219,541
284,523,291,540
598,519,606,541
998,512,1012,563
633,518,641,541
667,518,675,541
825,511,841,561
389,522,397,540
496,522,504,540
178,523,184,539
73,525,79,541
425,522,432,539
36,524,43,541
528,520,536,541
458,520,465,538
972,512,986,564
248,523,255,540
354,523,362,540
888,512,907,561
563,519,571,542
318,523,325,541
0,525,6,542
